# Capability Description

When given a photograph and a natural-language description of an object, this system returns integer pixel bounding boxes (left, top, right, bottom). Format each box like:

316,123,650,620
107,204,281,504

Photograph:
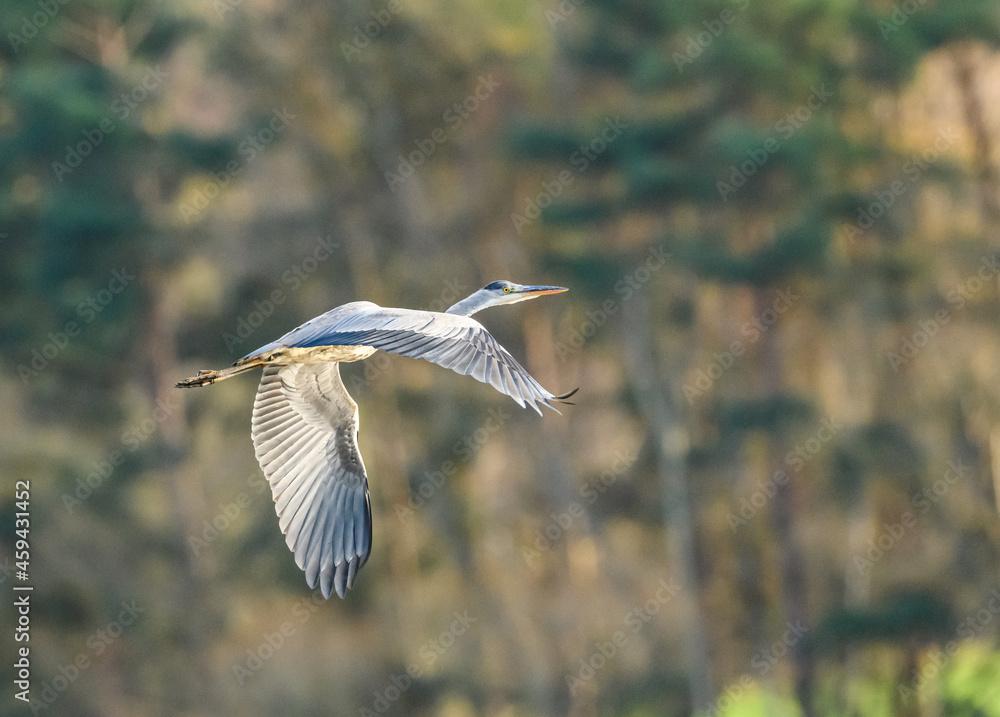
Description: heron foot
176,370,217,388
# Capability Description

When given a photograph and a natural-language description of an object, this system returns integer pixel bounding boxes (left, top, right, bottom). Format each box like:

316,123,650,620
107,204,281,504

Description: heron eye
503,287,511,293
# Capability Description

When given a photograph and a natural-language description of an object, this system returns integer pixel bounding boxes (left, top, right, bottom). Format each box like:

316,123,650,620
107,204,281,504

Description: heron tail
175,360,265,388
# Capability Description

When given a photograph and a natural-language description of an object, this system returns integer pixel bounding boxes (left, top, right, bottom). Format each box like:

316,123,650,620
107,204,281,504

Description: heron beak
515,285,568,297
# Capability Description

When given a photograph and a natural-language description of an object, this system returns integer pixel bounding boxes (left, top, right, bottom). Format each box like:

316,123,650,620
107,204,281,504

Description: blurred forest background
4,0,1000,715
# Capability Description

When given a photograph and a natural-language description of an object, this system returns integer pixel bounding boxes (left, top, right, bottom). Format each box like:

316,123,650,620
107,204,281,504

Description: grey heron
177,281,575,598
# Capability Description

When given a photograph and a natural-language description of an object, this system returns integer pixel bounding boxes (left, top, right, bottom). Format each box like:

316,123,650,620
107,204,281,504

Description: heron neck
445,292,489,316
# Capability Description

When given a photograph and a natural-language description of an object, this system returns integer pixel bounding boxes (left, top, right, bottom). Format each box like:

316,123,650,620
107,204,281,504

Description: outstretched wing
262,304,575,414
251,363,372,599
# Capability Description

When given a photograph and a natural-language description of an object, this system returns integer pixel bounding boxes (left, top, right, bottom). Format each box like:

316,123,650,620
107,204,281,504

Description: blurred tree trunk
756,288,815,716
952,47,1000,519
621,292,712,711
952,47,1000,229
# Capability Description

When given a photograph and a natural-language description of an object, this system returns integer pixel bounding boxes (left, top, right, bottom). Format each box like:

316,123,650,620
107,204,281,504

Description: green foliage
941,644,1000,717
816,592,953,649
717,395,814,434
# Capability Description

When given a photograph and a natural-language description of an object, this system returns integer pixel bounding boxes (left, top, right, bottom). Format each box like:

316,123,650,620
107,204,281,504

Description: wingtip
320,574,336,600
315,563,351,600
334,560,350,599
534,387,578,414
554,387,579,403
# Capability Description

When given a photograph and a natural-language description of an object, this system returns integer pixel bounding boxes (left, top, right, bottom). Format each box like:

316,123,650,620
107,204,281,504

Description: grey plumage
178,281,574,598
252,363,371,599
250,302,570,414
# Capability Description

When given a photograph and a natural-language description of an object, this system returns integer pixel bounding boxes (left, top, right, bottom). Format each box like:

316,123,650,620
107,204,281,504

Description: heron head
446,281,568,315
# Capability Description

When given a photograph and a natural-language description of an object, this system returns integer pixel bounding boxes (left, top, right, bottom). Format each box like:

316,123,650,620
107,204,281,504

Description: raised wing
261,304,575,415
251,363,372,599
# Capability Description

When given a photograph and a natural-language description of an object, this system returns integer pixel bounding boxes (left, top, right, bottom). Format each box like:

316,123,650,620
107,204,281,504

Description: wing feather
247,305,572,413
280,453,327,527
301,489,328,586
251,363,372,599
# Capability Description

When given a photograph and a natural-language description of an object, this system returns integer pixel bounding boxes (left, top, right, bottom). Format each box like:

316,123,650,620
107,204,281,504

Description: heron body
177,282,574,598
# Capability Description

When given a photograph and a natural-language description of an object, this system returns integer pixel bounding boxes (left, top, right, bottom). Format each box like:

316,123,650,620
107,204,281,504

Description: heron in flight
177,281,575,598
